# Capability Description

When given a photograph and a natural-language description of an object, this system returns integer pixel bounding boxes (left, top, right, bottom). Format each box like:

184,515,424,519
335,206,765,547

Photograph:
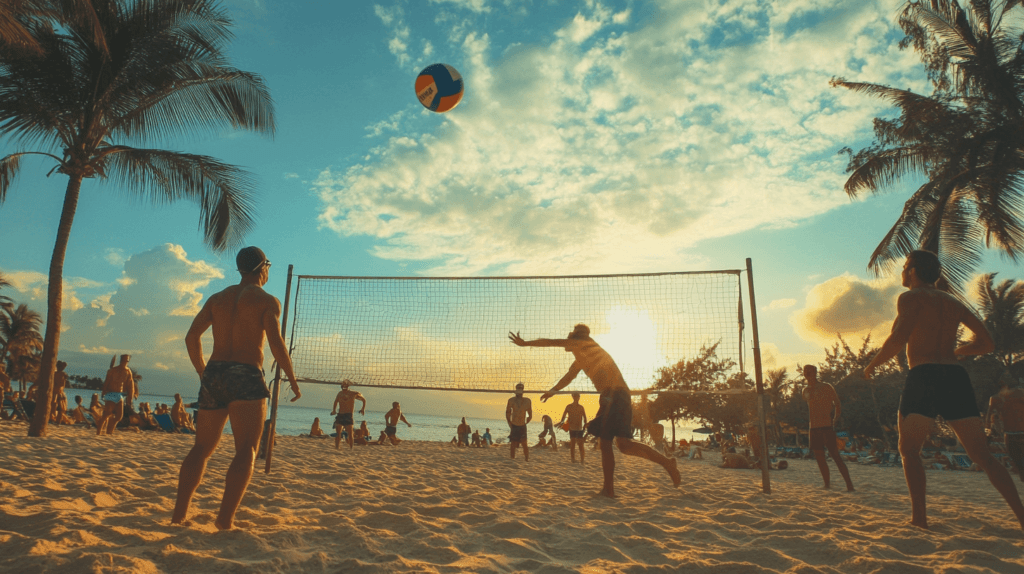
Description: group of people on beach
117,245,1021,532
303,380,412,447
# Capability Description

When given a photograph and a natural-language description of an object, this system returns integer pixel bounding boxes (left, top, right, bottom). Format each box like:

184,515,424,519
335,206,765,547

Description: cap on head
236,246,269,274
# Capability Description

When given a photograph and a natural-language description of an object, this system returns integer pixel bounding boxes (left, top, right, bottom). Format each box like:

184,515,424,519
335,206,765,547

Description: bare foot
909,519,929,530
215,519,233,530
666,458,681,487
592,488,617,499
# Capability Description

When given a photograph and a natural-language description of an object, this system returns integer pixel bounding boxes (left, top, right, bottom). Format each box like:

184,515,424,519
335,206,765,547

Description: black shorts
899,364,980,421
385,425,397,437
569,430,585,439
587,387,633,440
809,426,837,451
509,424,527,442
335,412,354,427
197,361,270,410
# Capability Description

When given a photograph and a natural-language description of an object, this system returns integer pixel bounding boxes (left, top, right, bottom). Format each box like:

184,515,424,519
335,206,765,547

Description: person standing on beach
171,393,196,433
558,392,589,464
510,324,680,497
97,355,136,435
457,417,471,447
53,361,69,413
801,365,854,491
330,379,366,450
864,250,1024,530
382,401,411,445
506,382,532,461
172,246,301,530
987,380,1024,481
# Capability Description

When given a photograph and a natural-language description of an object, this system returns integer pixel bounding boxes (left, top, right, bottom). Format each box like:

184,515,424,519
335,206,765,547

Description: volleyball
415,63,464,113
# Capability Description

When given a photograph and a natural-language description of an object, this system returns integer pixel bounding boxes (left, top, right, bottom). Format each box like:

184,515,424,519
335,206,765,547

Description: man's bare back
895,287,977,367
193,284,275,371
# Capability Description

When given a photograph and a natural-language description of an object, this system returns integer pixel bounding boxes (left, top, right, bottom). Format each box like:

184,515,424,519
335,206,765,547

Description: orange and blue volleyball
415,63,464,113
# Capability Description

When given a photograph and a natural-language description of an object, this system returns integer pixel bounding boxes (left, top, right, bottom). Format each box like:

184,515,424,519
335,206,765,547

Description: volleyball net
284,270,748,394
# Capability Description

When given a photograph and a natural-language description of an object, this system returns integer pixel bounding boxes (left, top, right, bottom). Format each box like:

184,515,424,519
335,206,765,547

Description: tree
1,303,43,391
0,0,274,436
763,367,790,446
649,343,757,434
833,1,1024,289
974,272,1024,366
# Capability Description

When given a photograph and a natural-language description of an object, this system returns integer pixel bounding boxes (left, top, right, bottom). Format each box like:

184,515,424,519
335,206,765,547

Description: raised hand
508,331,527,346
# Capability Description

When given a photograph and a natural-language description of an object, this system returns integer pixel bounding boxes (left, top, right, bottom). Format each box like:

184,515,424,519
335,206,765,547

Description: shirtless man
801,365,854,491
171,393,196,432
988,380,1024,481
382,401,411,445
97,355,136,435
510,324,680,497
457,417,471,447
172,246,301,530
558,392,589,464
506,382,532,461
53,361,68,413
864,250,1024,530
330,380,366,450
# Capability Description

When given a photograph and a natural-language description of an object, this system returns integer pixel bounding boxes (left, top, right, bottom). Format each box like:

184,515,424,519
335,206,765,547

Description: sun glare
597,307,662,388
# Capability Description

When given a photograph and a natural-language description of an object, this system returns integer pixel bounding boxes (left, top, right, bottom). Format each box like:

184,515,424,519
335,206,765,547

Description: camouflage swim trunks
197,361,270,410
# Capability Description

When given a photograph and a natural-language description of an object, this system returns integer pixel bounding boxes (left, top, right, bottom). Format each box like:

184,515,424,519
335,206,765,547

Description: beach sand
1,422,1023,573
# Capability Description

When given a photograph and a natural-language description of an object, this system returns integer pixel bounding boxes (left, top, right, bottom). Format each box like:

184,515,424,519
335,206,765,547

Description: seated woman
135,402,159,430
536,415,558,450
307,417,327,437
353,421,370,445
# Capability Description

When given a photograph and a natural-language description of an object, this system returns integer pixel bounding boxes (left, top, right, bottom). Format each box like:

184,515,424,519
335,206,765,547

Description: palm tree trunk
28,175,83,437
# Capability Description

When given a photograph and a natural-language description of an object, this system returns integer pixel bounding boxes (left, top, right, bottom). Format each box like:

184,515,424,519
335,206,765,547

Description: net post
264,263,295,474
746,258,771,495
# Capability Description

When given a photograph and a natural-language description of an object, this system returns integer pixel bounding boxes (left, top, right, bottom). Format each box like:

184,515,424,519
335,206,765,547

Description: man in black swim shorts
330,379,366,450
865,250,1024,531
506,383,532,461
558,392,589,464
381,401,411,445
510,324,680,498
173,246,302,530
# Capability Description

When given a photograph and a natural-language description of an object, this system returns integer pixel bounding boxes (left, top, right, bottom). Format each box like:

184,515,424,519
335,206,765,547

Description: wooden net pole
264,264,295,474
746,258,771,495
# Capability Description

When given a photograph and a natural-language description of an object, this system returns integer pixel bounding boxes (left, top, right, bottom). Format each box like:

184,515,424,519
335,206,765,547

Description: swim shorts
102,392,126,403
587,387,633,440
1007,433,1024,476
808,426,837,451
569,430,585,439
899,364,980,421
385,425,397,437
334,412,354,427
197,361,270,410
509,424,527,442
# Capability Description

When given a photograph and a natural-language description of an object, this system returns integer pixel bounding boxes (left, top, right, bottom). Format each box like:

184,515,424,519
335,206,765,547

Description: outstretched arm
401,414,411,427
509,332,571,348
541,362,582,402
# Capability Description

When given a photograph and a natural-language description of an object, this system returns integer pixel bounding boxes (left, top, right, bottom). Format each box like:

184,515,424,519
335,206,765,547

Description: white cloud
105,248,126,266
764,298,796,311
318,0,914,275
428,0,490,13
789,273,903,346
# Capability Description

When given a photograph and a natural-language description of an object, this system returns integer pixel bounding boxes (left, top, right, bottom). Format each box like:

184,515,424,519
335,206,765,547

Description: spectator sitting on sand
353,421,370,445
70,396,91,424
135,402,159,430
482,428,493,446
172,394,196,432
720,453,753,469
308,417,326,437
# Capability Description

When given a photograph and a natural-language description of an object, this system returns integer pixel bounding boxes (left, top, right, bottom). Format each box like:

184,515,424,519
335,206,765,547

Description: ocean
62,388,703,443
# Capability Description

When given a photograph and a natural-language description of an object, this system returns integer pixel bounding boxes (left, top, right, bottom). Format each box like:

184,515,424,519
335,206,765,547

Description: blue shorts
102,392,126,403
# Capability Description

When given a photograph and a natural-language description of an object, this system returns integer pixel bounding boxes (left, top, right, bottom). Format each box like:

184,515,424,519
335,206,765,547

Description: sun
596,307,662,388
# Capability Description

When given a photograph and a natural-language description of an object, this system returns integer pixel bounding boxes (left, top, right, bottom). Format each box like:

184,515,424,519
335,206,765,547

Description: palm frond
867,181,940,276
844,146,930,198
97,146,257,251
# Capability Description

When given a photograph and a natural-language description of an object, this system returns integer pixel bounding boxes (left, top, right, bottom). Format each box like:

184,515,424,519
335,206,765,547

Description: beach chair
153,413,177,433
2,398,32,423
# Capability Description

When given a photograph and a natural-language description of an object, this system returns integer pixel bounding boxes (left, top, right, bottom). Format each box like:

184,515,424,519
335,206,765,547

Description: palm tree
0,0,274,436
0,303,44,391
763,367,790,447
975,272,1024,366
832,1,1024,289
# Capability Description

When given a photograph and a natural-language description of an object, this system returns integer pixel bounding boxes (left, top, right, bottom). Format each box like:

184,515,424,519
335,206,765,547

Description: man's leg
948,417,1024,531
810,448,831,488
599,437,616,497
823,442,855,491
522,440,529,462
615,437,681,487
172,408,229,524
345,424,354,449
578,439,585,465
334,424,342,449
216,399,267,530
898,413,932,529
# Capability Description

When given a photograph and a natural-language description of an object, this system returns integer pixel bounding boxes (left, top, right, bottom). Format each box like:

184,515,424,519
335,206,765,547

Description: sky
1,0,1022,422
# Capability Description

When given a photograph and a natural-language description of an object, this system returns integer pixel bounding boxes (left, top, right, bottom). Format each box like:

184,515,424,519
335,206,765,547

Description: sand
1,422,1023,573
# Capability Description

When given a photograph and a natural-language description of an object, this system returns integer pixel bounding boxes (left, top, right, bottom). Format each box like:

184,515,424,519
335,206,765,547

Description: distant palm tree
0,270,13,315
832,0,1024,289
764,368,790,446
0,0,274,436
0,303,43,392
975,272,1024,367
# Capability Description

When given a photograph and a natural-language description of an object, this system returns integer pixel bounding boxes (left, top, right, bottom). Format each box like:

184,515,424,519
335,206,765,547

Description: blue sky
1,0,1020,421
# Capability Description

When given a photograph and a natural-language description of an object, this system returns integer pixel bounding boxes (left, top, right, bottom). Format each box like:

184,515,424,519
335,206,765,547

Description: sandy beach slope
1,421,1023,573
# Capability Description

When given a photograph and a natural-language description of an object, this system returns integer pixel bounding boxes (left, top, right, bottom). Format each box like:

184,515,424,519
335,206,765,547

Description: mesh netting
287,271,744,393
